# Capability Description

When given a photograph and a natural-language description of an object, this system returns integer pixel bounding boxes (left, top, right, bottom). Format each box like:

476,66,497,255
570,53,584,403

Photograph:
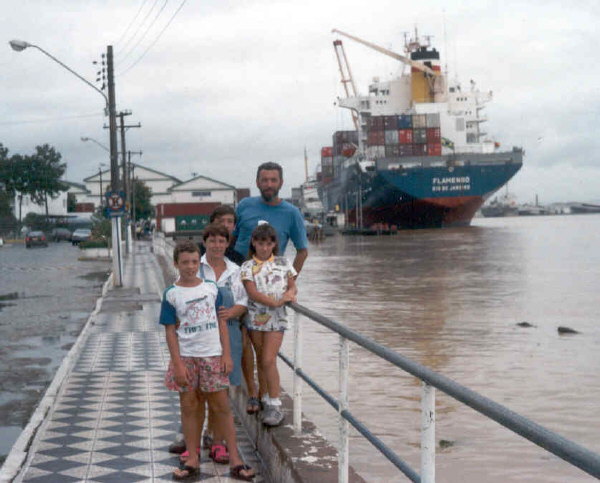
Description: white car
71,228,92,245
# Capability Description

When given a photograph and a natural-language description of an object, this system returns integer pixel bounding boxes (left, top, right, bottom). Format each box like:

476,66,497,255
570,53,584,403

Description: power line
0,112,103,126
118,0,188,77
118,0,170,65
114,0,149,47
117,0,161,61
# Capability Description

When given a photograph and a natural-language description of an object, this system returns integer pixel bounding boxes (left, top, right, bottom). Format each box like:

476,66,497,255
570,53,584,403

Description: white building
80,164,182,208
167,174,238,205
12,190,68,219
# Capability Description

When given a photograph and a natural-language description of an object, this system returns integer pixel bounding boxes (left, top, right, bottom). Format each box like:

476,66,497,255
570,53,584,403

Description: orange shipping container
398,129,413,144
427,143,442,156
367,130,385,146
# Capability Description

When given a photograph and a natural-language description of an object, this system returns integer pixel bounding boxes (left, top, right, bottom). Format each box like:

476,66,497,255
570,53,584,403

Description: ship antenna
443,9,449,78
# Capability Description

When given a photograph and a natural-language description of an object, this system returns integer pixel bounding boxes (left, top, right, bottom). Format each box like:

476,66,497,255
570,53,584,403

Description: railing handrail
287,301,600,480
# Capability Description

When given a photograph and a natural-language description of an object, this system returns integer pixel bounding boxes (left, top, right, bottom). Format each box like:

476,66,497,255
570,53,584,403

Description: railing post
292,310,303,434
339,336,349,483
421,381,436,483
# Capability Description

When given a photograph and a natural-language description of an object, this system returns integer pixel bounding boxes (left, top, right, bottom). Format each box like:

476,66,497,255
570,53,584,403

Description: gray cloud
2,0,600,202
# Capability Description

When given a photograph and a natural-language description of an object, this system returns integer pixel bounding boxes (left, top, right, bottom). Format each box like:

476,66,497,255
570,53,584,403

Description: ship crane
332,28,441,77
332,39,360,131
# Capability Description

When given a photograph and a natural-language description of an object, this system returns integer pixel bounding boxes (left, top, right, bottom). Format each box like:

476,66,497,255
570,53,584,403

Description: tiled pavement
14,242,265,482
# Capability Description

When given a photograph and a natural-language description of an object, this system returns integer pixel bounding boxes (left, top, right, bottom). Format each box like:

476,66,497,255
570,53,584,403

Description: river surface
282,214,600,482
0,242,109,465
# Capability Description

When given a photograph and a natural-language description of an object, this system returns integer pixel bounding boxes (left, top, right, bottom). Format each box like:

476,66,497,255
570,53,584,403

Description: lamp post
10,39,123,286
81,136,109,152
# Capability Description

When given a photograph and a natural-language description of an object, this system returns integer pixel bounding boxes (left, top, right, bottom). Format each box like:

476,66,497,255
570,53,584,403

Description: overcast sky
2,0,599,203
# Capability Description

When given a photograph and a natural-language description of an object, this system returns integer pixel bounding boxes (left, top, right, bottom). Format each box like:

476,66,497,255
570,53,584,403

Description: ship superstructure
319,29,523,228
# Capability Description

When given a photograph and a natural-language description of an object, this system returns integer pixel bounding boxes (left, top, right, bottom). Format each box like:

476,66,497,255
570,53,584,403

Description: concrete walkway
6,242,264,482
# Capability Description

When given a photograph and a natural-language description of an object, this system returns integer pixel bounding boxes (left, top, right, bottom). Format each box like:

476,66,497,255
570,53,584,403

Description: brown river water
281,214,600,482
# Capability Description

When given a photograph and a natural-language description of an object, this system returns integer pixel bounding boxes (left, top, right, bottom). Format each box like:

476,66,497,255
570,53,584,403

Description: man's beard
260,188,279,202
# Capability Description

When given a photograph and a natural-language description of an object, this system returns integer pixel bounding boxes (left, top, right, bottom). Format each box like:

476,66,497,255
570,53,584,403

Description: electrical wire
117,0,161,61
118,0,170,65
118,0,188,77
0,113,103,126
114,0,149,47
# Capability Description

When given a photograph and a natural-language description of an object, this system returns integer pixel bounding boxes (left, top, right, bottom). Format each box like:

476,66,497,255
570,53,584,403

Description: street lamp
81,136,109,152
9,40,108,108
10,39,123,286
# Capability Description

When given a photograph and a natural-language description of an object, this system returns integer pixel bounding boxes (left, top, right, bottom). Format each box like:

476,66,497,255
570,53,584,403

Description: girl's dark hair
248,224,279,258
202,222,230,242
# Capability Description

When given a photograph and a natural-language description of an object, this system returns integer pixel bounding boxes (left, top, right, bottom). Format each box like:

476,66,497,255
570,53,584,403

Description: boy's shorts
165,356,229,393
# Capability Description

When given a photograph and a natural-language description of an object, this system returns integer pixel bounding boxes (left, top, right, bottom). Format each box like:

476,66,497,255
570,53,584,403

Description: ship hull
319,151,523,229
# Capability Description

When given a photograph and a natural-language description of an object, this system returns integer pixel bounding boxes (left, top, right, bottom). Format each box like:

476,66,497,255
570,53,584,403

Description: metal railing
283,302,600,483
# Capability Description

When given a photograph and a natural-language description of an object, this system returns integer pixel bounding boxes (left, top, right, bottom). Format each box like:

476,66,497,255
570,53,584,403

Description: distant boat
481,192,518,217
517,204,550,216
569,203,600,214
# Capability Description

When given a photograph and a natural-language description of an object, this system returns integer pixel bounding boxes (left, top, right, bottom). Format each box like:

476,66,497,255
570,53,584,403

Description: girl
240,224,297,427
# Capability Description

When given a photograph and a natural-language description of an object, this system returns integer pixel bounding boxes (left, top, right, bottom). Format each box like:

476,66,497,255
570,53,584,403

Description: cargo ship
318,29,523,228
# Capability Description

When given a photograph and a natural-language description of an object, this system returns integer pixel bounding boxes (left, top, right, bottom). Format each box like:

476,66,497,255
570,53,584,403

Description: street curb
0,273,114,482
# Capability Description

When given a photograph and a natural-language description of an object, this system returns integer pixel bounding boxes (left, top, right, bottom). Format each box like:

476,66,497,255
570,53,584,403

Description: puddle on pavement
0,425,22,460
78,270,110,281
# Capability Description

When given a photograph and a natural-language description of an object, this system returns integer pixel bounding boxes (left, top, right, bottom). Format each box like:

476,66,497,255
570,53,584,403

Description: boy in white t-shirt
160,240,255,481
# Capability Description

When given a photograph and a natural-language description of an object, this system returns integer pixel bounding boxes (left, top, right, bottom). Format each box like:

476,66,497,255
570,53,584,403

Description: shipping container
413,128,427,144
383,115,398,130
398,129,413,144
427,143,442,156
426,113,441,128
322,165,334,177
426,128,441,143
385,145,400,157
367,130,385,146
366,145,386,158
413,144,427,156
369,116,385,131
398,114,413,129
412,114,427,128
321,156,333,166
321,146,333,158
384,130,399,145
399,144,414,157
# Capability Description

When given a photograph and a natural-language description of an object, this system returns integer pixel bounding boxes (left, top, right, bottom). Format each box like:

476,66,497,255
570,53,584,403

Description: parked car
25,231,48,248
71,228,92,245
50,227,72,242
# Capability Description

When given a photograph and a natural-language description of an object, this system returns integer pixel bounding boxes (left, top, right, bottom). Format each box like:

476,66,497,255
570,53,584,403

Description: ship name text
432,176,471,193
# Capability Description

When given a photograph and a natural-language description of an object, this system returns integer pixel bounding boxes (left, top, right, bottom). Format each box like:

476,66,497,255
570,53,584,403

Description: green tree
28,144,68,220
132,179,153,221
0,150,32,226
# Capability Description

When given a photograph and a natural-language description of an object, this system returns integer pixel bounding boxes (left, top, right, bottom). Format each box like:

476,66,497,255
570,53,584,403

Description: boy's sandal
178,447,200,463
173,465,199,481
209,443,230,464
230,464,255,481
246,397,261,414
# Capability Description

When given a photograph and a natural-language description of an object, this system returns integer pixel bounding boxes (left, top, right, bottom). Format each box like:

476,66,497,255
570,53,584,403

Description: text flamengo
432,176,471,193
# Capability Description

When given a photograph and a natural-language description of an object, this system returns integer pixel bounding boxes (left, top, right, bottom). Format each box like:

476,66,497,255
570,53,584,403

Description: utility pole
117,111,140,255
127,150,142,240
106,45,123,287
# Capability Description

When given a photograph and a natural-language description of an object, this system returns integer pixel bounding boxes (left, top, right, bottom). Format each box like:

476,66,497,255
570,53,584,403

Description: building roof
169,174,236,192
